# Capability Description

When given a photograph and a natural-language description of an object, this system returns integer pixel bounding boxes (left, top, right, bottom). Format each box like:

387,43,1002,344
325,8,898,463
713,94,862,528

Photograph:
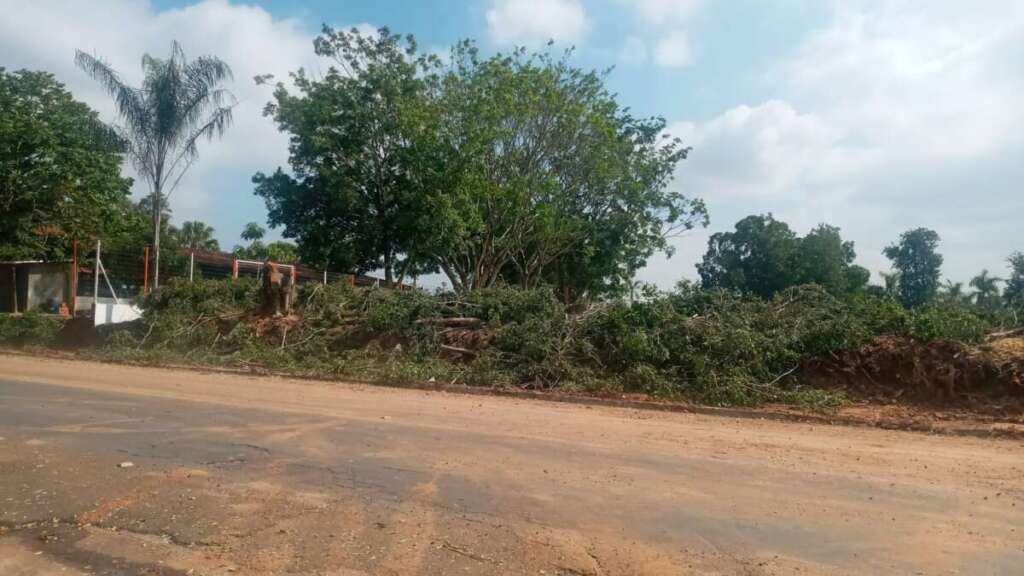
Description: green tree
939,280,968,304
1004,252,1024,313
172,220,219,251
969,269,1002,310
240,222,265,242
698,215,798,299
0,68,130,260
76,41,236,288
255,26,434,283
232,222,297,262
417,42,706,298
883,228,942,309
795,224,870,295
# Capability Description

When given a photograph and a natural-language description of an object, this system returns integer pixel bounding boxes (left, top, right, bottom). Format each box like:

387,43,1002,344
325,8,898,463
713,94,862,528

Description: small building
0,261,73,314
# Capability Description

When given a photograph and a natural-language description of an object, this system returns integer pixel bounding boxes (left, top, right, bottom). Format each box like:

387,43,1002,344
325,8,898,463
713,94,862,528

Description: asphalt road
0,354,1022,575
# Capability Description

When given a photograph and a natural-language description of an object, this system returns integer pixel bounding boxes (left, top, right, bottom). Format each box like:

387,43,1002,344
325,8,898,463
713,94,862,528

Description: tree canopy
171,220,219,251
1003,252,1024,312
256,29,707,301
883,227,943,309
0,68,131,260
697,215,868,299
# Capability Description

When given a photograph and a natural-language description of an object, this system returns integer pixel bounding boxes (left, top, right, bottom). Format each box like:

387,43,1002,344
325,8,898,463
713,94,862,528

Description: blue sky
2,0,1022,288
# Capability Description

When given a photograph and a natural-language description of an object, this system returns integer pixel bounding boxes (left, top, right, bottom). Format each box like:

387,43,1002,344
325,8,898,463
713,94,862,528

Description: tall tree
0,68,130,260
795,224,870,294
76,41,236,288
255,26,433,283
172,220,219,251
1004,252,1024,313
240,222,266,242
698,214,798,299
969,269,1002,310
883,228,942,309
417,42,706,298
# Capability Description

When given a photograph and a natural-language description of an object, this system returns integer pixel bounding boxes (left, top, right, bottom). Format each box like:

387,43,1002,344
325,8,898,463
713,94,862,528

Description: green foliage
0,311,64,348
883,227,943,309
257,31,707,299
1005,252,1024,316
698,215,868,299
8,276,1000,408
171,221,219,251
255,26,433,282
0,68,131,260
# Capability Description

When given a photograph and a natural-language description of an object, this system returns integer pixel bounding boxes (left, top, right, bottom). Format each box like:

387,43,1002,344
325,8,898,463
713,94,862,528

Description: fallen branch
416,317,483,327
439,343,478,356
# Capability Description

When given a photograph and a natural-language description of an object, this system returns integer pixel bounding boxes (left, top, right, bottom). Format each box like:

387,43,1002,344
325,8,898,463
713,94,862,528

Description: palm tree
76,42,236,288
174,221,219,251
941,280,966,303
969,269,1003,309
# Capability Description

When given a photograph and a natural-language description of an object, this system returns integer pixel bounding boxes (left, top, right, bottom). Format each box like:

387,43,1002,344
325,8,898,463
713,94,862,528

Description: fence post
189,251,195,282
143,245,150,295
231,258,238,279
70,239,78,316
93,239,101,316
323,269,327,286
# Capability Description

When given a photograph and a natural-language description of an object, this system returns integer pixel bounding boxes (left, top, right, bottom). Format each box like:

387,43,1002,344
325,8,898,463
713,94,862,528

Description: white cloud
640,1,1024,287
486,0,589,47
0,0,322,243
653,31,693,68
618,36,648,64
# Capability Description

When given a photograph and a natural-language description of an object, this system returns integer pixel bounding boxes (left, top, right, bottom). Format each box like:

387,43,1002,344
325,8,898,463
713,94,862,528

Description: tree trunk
383,250,393,286
152,189,161,290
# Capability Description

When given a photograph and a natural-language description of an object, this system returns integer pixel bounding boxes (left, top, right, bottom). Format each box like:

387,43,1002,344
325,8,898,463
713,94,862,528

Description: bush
0,310,65,348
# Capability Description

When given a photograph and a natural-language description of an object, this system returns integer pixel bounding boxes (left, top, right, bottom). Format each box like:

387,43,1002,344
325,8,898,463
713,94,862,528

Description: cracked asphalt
1,354,1022,575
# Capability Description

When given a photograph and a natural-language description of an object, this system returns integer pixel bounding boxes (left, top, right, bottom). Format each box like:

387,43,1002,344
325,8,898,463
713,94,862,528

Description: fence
5,239,398,324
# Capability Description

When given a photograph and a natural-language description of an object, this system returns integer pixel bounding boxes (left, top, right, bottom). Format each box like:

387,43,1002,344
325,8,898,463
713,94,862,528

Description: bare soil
1,354,1023,575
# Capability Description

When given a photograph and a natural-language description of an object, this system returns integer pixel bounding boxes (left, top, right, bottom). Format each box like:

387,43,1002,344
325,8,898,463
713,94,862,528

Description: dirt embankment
802,335,1024,415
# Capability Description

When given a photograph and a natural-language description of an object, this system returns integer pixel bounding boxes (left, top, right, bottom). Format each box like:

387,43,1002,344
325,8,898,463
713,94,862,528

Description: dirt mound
802,336,1024,412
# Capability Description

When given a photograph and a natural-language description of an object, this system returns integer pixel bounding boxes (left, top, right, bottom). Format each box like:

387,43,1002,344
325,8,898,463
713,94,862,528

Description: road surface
0,354,1021,575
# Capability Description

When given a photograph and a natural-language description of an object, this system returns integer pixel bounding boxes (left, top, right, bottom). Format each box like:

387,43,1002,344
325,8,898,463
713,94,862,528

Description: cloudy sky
2,0,1021,286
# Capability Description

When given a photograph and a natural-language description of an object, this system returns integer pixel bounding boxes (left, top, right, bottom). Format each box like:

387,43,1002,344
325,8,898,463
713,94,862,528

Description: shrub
0,310,64,348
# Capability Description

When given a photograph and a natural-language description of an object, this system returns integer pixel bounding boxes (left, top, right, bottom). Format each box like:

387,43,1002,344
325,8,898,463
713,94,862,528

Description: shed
0,261,72,314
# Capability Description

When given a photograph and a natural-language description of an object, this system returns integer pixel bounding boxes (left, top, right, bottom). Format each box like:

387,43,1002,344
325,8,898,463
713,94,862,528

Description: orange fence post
143,245,150,294
232,258,239,279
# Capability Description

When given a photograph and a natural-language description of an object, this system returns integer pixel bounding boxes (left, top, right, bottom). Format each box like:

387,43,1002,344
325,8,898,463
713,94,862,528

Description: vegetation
231,222,299,262
171,220,219,251
76,41,236,287
883,228,943,309
698,215,868,299
255,28,707,300
0,68,131,260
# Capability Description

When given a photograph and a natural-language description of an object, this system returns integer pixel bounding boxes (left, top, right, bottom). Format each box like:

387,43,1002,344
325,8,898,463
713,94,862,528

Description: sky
1,0,1022,287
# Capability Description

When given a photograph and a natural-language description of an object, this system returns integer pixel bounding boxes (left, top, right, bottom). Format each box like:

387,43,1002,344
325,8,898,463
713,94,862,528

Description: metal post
323,269,327,286
93,240,101,316
143,245,150,294
189,251,195,282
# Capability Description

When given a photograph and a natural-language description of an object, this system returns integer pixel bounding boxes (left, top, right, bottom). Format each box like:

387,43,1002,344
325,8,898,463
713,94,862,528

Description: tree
172,220,219,251
255,26,433,283
0,68,130,260
76,41,236,288
968,269,1002,310
1004,252,1024,313
417,42,707,298
883,228,942,309
698,215,798,299
233,221,297,262
939,280,968,304
795,224,870,294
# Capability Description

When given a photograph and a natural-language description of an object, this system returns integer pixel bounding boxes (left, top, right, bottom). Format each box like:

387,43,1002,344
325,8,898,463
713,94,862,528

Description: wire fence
73,239,397,311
